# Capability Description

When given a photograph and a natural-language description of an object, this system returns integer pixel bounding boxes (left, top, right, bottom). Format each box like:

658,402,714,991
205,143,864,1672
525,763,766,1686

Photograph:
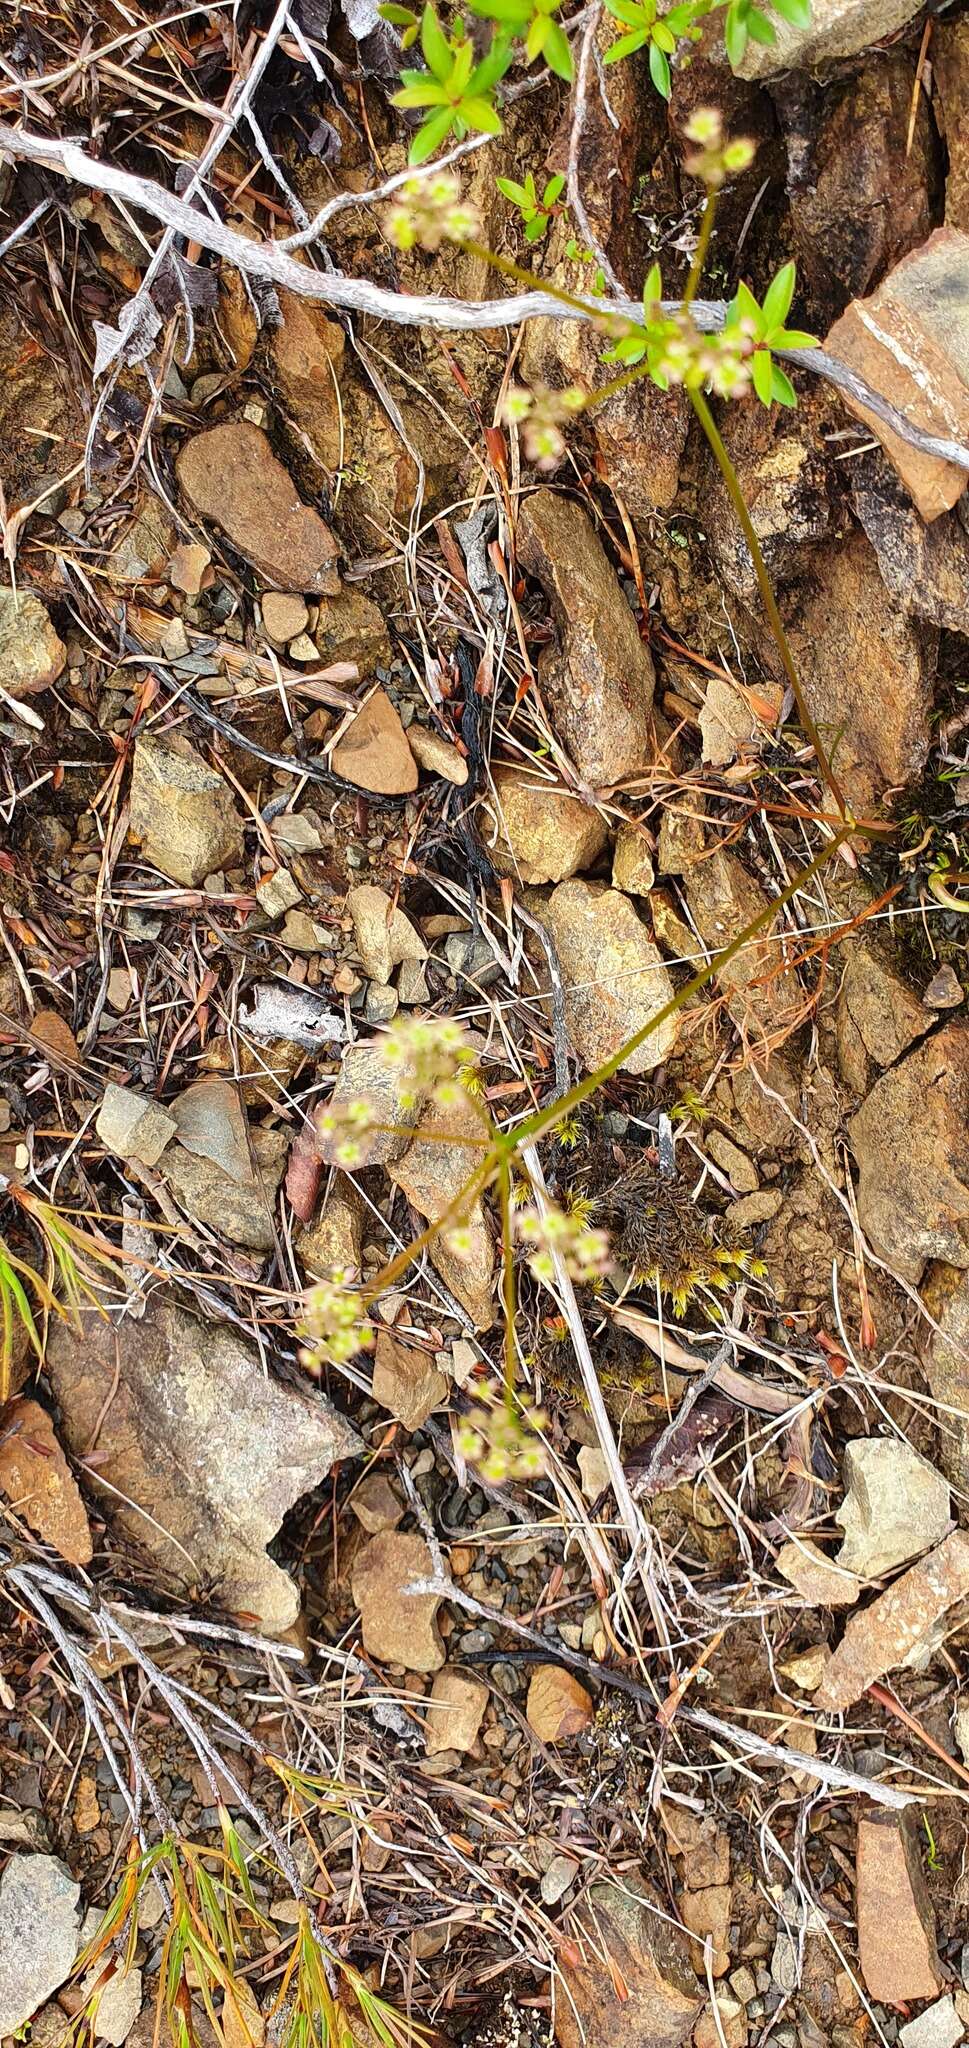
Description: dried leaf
285,1119,325,1224
525,1664,593,1743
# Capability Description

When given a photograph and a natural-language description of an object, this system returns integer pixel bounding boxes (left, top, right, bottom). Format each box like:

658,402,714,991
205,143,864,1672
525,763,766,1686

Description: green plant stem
688,386,850,823
683,188,715,310
498,1149,517,1413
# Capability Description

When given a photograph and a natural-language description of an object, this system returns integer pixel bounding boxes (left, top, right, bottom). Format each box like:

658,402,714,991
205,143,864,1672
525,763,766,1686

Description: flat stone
46,1298,358,1635
661,1808,730,1891
160,1123,287,1251
693,1999,747,2048
348,883,426,986
922,1262,969,1490
350,1529,444,1673
96,1081,178,1168
330,689,418,796
320,1043,423,1168
680,1886,732,1979
783,529,934,816
128,730,244,887
707,1131,757,1194
79,1961,143,2045
313,589,390,676
834,1439,951,1579
261,592,309,644
934,15,969,232
900,1997,965,2048
364,982,398,1025
776,1538,861,1607
270,293,344,472
848,1023,969,1282
350,1472,403,1534
177,421,340,593
705,398,832,602
518,489,655,787
170,1074,251,1184
925,964,964,1008
526,1665,594,1743
555,1877,701,2048
389,1089,495,1327
682,847,801,1039
168,542,210,595
611,825,655,896
0,1398,93,1569
424,1669,488,1756
255,868,301,919
371,1329,448,1432
836,938,933,1085
407,725,469,785
855,1814,943,2004
483,767,609,884
397,958,430,1006
824,230,969,522
299,1179,365,1281
733,0,923,78
785,53,936,306
540,880,680,1075
816,1531,969,1710
0,586,66,696
0,1854,81,2035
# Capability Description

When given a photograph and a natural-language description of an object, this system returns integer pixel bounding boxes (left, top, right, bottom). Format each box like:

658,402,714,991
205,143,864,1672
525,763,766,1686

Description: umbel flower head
378,1013,477,1112
456,1381,548,1483
682,106,756,189
386,171,481,252
502,382,585,468
299,1271,374,1370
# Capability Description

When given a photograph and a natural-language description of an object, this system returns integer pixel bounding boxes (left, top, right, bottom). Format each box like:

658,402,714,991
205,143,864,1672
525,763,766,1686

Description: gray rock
734,0,923,76
0,1853,81,2035
0,587,66,698
96,1082,178,1168
128,731,244,888
835,1439,951,1580
899,1995,964,2048
78,1961,143,2045
538,880,679,1075
159,1123,287,1250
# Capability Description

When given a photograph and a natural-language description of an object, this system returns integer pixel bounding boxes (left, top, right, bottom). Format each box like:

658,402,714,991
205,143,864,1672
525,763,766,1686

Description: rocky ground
2,1,969,2046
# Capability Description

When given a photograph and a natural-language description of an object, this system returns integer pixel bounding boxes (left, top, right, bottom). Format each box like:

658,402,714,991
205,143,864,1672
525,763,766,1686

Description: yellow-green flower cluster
516,1202,611,1286
378,1014,475,1111
456,1384,548,1483
313,1096,374,1170
299,1271,374,1370
502,382,585,468
386,172,481,252
682,107,756,191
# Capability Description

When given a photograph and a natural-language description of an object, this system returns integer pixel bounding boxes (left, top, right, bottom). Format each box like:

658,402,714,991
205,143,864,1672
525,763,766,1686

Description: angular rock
852,450,969,634
682,848,801,1040
348,884,426,986
299,1180,365,1281
816,1530,969,1709
321,1043,423,1169
350,1529,444,1673
170,1076,251,1184
824,230,969,521
261,592,309,644
855,1814,943,2004
389,1090,495,1327
424,1669,488,1756
706,1130,757,1194
733,0,923,78
271,294,344,472
96,1082,178,1168
176,421,340,594
330,689,418,796
661,1808,730,1890
539,881,679,1075
704,400,833,602
0,587,66,696
79,1960,143,2046
313,590,390,676
350,1472,403,1534
611,826,655,896
407,725,469,786
168,542,210,596
680,1887,731,1979
128,731,244,887
782,530,934,816
934,16,969,232
0,1399,92,1567
784,56,936,306
776,1537,860,1607
526,1665,594,1744
0,1854,81,2035
834,1438,951,1580
160,1123,287,1251
921,1262,969,1490
924,965,964,1010
482,767,609,884
371,1329,447,1432
848,1024,969,1282
46,1299,358,1635
900,1998,965,2048
255,868,301,920
554,1878,702,2048
700,674,780,769
835,937,932,1089
693,1998,747,2048
518,490,655,787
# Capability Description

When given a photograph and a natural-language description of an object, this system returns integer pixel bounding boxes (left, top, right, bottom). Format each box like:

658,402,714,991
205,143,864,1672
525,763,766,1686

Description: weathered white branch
2,117,968,471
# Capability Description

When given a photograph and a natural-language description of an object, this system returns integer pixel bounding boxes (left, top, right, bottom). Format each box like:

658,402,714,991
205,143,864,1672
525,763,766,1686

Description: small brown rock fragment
128,730,244,887
176,421,340,594
299,1181,365,1281
680,1887,732,1979
0,587,66,696
371,1330,448,1432
350,1473,403,1535
836,941,932,1084
518,489,655,786
855,1814,943,2004
693,1998,747,2048
526,1664,593,1743
389,1091,495,1328
320,1044,422,1169
934,15,969,232
816,1531,969,1710
261,592,309,644
848,1023,969,1282
330,690,418,796
73,1775,100,1835
350,1530,444,1673
313,590,390,676
540,881,680,1075
681,849,800,1041
922,1261,969,1490
271,295,344,472
407,725,468,785
555,1878,702,2048
0,1399,93,1568
482,767,609,884
424,1669,488,1756
348,884,426,986
706,1131,757,1194
824,230,969,521
776,1538,860,1607
661,1807,730,1890
168,543,210,596
612,825,655,896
